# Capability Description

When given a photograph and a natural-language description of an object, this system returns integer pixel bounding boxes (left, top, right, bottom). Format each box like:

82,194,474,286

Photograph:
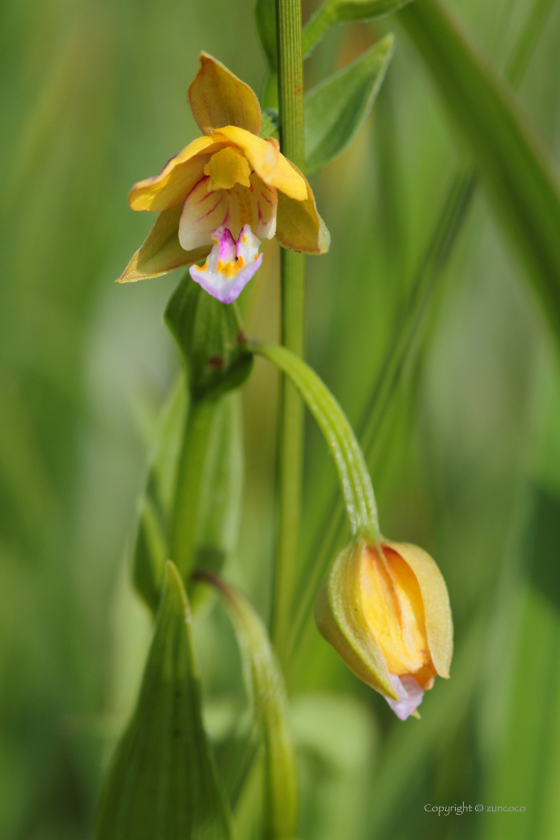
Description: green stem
273,0,306,668
253,342,380,542
170,398,217,580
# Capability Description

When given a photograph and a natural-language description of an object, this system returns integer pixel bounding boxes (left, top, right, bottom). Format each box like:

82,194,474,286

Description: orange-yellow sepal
276,163,330,254
315,539,453,717
119,205,210,282
315,541,398,699
188,52,262,137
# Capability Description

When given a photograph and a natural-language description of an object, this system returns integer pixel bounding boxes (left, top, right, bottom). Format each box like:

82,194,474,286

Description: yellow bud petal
383,541,453,679
315,539,453,701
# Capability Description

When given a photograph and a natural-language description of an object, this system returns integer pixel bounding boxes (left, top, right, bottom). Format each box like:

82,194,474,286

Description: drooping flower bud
315,539,453,720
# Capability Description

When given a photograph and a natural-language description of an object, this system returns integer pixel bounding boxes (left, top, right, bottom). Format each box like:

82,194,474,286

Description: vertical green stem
170,398,217,581
273,0,306,668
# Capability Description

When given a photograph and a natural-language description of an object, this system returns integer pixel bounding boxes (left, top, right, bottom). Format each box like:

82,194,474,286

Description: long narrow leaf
400,0,560,345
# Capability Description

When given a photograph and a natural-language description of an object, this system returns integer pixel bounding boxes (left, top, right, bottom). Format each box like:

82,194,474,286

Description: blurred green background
2,0,560,838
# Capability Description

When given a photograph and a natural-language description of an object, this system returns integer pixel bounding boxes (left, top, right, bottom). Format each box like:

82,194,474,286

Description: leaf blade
95,562,234,840
305,35,394,175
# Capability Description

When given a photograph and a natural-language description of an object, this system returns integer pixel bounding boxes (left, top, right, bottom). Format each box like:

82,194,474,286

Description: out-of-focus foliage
2,0,560,839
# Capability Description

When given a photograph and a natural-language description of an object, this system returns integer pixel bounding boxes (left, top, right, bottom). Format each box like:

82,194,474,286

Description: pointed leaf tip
95,560,233,840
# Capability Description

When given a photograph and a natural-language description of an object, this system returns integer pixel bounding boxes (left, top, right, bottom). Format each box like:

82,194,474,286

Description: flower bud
315,539,453,720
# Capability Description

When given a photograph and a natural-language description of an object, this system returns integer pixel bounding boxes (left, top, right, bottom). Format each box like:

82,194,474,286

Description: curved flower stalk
315,539,453,720
119,53,329,302
251,342,453,719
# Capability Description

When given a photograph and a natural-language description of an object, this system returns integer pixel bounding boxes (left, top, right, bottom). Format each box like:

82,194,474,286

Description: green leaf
165,275,253,402
302,0,415,58
252,342,379,540
305,35,394,175
196,573,298,840
95,562,234,840
400,0,560,346
134,378,187,613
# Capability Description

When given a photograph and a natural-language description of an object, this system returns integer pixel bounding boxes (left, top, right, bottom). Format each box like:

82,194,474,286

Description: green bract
166,276,253,402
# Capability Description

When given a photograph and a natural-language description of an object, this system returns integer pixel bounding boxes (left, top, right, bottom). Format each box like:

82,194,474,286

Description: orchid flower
120,53,330,303
315,540,453,720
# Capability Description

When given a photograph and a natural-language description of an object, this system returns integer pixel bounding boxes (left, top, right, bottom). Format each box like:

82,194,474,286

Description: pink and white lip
189,224,262,304
385,675,424,720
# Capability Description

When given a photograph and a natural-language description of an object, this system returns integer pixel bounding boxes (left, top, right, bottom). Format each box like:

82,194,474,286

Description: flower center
204,147,252,191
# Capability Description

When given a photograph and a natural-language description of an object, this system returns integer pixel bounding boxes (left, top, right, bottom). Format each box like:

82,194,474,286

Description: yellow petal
188,52,262,136
361,545,430,676
384,541,453,679
214,126,307,201
204,146,251,191
276,163,331,254
128,135,230,212
119,205,211,282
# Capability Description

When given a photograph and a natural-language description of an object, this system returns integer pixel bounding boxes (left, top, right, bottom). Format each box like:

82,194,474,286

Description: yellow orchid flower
120,53,330,303
315,539,453,720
